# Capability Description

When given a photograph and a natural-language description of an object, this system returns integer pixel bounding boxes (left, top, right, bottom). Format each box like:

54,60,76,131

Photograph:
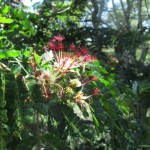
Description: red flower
54,35,65,42
31,62,36,71
75,51,82,57
69,43,77,51
84,54,97,62
57,43,64,50
82,75,98,85
91,75,98,81
93,88,100,95
80,47,89,55
49,41,57,51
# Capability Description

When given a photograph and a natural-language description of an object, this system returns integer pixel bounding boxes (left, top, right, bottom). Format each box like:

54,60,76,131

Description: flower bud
70,79,82,88
65,87,74,97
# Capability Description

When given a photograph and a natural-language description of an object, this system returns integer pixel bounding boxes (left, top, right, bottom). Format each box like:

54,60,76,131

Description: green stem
36,111,41,150
14,58,29,75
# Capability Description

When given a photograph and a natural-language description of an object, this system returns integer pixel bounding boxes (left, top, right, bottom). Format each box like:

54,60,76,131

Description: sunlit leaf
0,36,6,40
99,66,108,74
0,50,21,59
22,50,31,57
19,31,31,38
99,78,110,86
0,16,13,24
2,5,10,14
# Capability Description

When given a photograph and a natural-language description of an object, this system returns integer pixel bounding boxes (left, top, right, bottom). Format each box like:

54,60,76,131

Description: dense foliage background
0,0,150,149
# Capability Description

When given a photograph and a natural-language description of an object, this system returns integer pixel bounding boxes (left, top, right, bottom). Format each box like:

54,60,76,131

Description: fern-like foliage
85,61,136,149
0,72,7,150
22,79,99,149
0,72,19,150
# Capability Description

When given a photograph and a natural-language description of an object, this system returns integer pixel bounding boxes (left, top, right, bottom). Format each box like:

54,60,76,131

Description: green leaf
0,136,7,150
91,98,106,131
22,50,31,57
0,50,21,59
19,31,31,38
4,73,16,105
43,12,51,16
99,78,110,86
57,15,67,21
99,66,108,74
16,135,37,150
0,110,8,122
48,101,63,123
0,36,6,40
11,24,19,30
25,77,45,103
0,16,14,24
22,19,30,27
90,108,100,133
34,53,41,65
35,103,48,116
14,108,24,129
43,133,71,150
62,104,95,142
2,5,10,14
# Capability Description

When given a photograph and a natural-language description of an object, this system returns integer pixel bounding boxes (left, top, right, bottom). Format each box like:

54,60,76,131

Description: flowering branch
26,35,100,107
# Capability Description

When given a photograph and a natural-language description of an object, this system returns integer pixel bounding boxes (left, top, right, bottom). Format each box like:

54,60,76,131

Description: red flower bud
54,35,65,42
31,62,36,71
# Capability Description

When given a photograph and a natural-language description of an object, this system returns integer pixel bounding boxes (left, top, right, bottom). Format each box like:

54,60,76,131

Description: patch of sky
22,0,43,12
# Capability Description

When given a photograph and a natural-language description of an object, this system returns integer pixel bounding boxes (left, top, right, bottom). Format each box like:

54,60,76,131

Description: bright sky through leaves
22,0,115,8
22,0,42,7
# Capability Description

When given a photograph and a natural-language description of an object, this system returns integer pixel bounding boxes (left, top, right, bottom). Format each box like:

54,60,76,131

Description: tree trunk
137,0,143,29
91,0,100,29
91,0,105,51
144,0,150,20
111,0,122,29
119,0,132,29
